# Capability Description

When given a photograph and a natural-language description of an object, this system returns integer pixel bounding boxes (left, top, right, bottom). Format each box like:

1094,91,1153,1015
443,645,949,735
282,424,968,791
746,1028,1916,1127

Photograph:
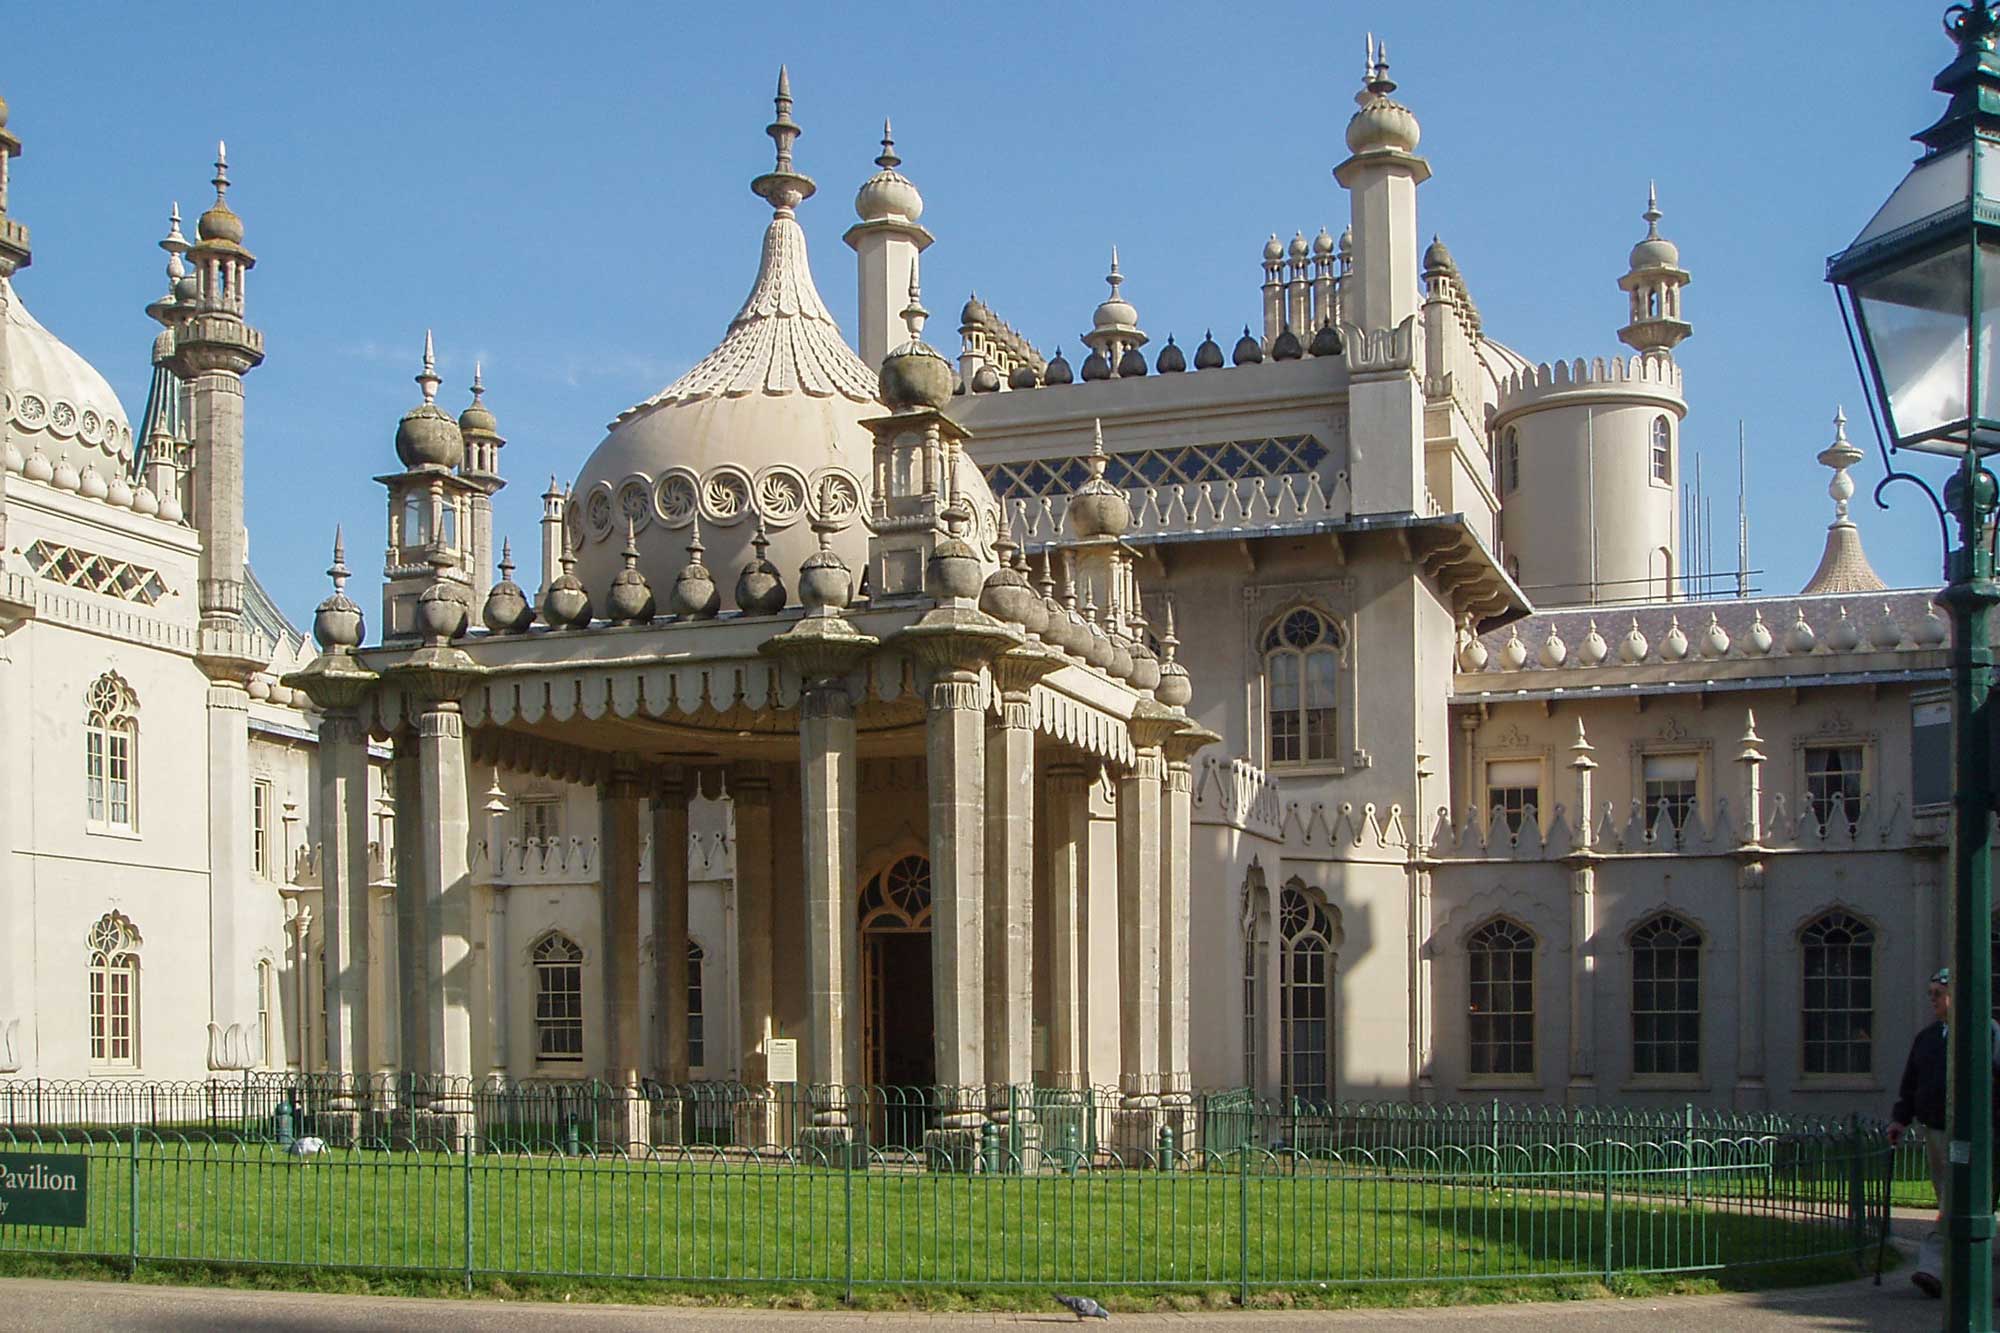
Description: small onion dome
1043,347,1075,385
396,334,464,469
606,523,657,625
880,338,956,410
197,198,244,246
313,532,366,650
798,527,853,612
971,362,1003,393
959,294,986,327
928,508,985,600
1309,322,1344,357
1103,614,1135,681
1422,235,1455,276
1262,234,1284,262
1193,330,1225,370
541,543,593,629
1232,326,1264,366
1080,349,1112,381
417,558,471,643
1007,362,1040,389
1080,597,1114,670
1091,268,1139,333
855,125,924,224
1629,186,1679,269
671,530,722,619
1116,346,1148,377
980,539,1046,632
1346,87,1421,155
1271,326,1304,361
459,366,500,440
482,541,535,634
735,524,787,615
1067,419,1131,538
1156,335,1187,373
1125,618,1161,692
952,372,967,395
1312,226,1335,258
1155,605,1192,707
1288,231,1309,261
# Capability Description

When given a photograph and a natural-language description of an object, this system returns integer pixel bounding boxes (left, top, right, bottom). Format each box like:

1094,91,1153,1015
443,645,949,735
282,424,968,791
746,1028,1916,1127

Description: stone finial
752,65,815,214
798,486,854,615
1156,598,1193,709
735,522,786,615
1456,612,1489,672
1617,616,1649,664
416,548,470,645
606,518,657,625
312,527,365,651
541,530,592,629
483,538,534,633
979,533,1045,632
1800,407,1887,596
1577,618,1608,666
671,528,721,619
1067,418,1132,538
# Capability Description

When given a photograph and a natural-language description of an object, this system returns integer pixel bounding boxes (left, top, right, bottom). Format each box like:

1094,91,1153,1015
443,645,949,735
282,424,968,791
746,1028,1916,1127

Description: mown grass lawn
0,1139,1873,1302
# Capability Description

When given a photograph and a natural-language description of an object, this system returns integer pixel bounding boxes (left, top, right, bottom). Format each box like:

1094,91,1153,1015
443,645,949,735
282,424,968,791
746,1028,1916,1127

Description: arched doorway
860,855,936,1108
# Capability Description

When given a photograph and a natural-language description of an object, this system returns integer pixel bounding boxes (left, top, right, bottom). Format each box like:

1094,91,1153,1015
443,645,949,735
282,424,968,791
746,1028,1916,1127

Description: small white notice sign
1952,1139,1973,1165
766,1038,798,1084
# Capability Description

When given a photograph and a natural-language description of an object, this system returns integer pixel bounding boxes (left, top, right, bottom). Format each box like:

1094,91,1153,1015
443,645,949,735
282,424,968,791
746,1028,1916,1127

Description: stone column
391,735,430,1078
731,762,776,1144
1157,724,1214,1113
799,676,862,1143
205,681,255,1056
600,765,647,1148
1565,720,1599,1103
898,607,1021,1167
485,889,509,1083
986,648,1058,1147
1733,710,1769,1110
0,629,22,1072
1042,762,1091,1089
1114,707,1174,1155
652,770,691,1086
317,706,374,1099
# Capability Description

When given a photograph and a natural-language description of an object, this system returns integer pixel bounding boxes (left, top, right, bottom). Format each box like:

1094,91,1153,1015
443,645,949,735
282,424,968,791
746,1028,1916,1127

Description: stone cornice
893,604,1023,676
1162,719,1222,763
283,653,380,712
386,645,486,704
758,613,879,683
1126,699,1185,751
990,642,1065,697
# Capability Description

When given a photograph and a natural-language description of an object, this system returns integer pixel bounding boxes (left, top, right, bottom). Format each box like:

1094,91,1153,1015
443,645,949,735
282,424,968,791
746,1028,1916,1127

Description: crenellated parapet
1492,351,1683,422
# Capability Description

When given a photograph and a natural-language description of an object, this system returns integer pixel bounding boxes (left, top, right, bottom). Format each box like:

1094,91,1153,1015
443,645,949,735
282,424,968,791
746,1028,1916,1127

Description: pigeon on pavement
1054,1293,1110,1320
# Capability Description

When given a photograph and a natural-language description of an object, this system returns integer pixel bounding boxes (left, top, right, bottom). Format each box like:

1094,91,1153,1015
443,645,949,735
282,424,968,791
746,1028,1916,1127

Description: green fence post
1601,1161,1614,1285
127,1125,139,1277
843,1127,856,1305
462,1129,475,1293
1237,1147,1251,1307
1846,1118,1866,1268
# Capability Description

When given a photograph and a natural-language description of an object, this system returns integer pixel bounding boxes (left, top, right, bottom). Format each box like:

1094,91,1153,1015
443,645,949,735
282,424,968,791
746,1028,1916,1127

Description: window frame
1628,913,1703,1084
532,932,585,1064
1261,606,1345,772
1277,885,1338,1107
1912,694,1952,813
1503,426,1521,494
1465,916,1537,1086
687,938,706,1074
1799,910,1876,1083
1650,415,1673,487
1484,757,1544,837
1242,921,1262,1091
87,912,142,1069
1639,751,1702,836
1801,741,1869,831
252,778,274,879
85,674,139,836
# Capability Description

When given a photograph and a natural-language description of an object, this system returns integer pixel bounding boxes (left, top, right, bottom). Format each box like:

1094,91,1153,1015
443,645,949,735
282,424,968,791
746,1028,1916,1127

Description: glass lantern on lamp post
1828,4,2000,1327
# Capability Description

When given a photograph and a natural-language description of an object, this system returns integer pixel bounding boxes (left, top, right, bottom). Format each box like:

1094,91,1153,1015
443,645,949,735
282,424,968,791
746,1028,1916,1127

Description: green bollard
563,1113,580,1157
1063,1121,1081,1176
1160,1123,1176,1170
981,1121,1001,1175
275,1097,294,1148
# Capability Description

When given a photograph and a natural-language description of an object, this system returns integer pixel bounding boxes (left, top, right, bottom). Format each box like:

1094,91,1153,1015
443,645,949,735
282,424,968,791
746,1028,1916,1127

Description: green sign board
0,1152,88,1228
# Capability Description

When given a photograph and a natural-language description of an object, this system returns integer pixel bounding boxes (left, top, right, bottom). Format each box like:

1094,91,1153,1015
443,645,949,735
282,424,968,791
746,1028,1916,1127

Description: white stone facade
0,56,1958,1136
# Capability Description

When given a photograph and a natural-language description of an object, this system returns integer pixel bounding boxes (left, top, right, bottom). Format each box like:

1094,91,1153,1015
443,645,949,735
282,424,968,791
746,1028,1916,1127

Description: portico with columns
288,73,1211,1152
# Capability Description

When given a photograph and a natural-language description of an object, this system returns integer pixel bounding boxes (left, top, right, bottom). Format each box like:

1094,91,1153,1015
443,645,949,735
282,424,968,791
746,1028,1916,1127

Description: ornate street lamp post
1828,5,2000,1326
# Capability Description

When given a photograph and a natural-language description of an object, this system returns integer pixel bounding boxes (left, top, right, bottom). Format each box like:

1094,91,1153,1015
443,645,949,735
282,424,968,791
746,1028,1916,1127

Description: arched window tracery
88,911,141,1066
85,673,138,830
533,932,584,1062
1279,885,1337,1105
1263,608,1342,766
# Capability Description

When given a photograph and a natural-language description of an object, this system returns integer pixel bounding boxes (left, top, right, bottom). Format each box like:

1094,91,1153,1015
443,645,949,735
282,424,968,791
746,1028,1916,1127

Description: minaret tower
456,364,506,607
1617,184,1692,355
0,91,32,563
163,142,267,1065
844,118,933,370
376,332,478,638
171,142,266,656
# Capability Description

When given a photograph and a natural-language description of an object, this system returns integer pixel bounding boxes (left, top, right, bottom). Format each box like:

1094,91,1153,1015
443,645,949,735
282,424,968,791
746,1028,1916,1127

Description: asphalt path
0,1269,1948,1331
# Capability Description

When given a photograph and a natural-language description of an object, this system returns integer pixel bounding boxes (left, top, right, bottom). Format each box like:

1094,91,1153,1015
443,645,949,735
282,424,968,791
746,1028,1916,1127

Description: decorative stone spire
1799,408,1887,596
752,65,814,214
482,538,534,633
605,518,657,625
735,521,786,615
1570,716,1598,850
1155,599,1193,709
671,528,721,619
1082,245,1147,370
393,331,464,470
879,254,953,410
541,529,592,629
312,528,365,651
1067,419,1132,539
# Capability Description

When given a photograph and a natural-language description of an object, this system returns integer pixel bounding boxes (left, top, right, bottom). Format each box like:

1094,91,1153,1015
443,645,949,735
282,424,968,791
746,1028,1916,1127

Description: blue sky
3,2,1952,627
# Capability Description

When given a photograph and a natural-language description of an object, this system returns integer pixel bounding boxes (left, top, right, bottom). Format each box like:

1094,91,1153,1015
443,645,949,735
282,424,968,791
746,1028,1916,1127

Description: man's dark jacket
1893,1021,1948,1130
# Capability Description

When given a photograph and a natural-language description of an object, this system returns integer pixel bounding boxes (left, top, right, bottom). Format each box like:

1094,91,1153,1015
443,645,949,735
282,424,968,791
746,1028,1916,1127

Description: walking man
1887,967,2000,1298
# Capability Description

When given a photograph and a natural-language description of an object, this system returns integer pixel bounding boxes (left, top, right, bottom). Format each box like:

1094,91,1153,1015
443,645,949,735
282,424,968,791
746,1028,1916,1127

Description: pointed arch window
85,673,138,831
1631,914,1701,1076
1503,427,1520,493
88,912,141,1066
1801,912,1874,1075
1468,918,1535,1077
1263,608,1342,766
1279,886,1337,1105
533,933,584,1062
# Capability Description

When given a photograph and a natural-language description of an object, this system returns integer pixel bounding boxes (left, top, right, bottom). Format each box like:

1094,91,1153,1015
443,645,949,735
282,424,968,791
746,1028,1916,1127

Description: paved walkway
0,1270,1947,1331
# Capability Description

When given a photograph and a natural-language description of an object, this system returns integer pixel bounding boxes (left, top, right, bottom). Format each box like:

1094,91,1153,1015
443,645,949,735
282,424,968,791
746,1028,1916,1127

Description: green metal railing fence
0,1081,1892,1298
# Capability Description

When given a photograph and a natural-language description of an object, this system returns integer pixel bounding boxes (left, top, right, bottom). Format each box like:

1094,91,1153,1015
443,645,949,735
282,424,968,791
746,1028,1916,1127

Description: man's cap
1932,967,1952,987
